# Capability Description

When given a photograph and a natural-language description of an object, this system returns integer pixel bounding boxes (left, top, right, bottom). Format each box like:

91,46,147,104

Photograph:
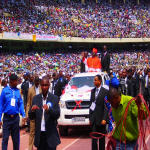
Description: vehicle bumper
58,108,90,126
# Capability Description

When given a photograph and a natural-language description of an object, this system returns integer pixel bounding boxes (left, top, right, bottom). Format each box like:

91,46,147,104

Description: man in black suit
101,45,110,74
143,69,150,110
29,76,61,150
54,70,67,99
21,73,34,132
21,73,30,110
51,72,58,95
21,73,34,110
89,75,109,150
126,68,137,97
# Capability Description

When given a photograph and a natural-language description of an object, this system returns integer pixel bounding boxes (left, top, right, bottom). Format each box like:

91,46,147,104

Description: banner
20,33,33,40
2,32,32,40
36,34,59,41
3,32,20,39
2,32,61,41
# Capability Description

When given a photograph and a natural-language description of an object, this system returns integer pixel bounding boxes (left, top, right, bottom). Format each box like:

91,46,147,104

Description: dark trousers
2,114,20,150
92,124,106,150
116,140,138,150
38,132,56,150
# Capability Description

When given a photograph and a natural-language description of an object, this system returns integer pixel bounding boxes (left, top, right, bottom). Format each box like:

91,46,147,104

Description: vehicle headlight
59,100,66,108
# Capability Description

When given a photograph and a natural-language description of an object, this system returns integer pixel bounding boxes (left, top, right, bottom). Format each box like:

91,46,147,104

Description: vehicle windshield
69,76,95,88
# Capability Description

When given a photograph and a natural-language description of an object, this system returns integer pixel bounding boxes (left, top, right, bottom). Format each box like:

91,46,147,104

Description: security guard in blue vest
0,74,26,150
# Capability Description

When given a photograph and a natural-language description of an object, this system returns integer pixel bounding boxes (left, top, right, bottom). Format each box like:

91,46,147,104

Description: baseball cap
9,74,18,81
92,48,98,54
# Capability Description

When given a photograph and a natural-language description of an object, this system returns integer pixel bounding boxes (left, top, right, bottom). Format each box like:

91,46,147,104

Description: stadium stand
0,0,150,38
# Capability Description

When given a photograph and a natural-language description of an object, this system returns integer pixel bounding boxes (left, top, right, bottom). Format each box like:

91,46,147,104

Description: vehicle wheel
59,126,68,136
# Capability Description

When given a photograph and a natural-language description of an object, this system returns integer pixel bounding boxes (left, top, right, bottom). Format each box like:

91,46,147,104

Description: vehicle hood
61,85,93,101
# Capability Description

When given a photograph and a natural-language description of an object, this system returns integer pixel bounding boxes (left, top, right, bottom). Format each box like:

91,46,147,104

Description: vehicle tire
59,126,68,136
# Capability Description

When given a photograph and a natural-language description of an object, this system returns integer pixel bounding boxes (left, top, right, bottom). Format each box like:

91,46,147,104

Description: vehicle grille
65,100,90,109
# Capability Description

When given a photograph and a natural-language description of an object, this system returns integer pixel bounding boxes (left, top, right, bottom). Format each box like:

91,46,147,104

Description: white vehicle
58,72,109,136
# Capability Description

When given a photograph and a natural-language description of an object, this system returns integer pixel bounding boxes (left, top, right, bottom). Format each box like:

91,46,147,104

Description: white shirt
90,86,101,111
41,95,47,131
35,87,39,95
29,82,32,88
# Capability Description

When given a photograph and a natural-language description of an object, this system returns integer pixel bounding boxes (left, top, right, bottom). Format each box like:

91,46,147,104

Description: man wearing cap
0,74,26,150
87,48,102,72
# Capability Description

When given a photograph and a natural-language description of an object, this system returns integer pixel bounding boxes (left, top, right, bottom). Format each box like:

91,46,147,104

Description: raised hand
31,105,40,111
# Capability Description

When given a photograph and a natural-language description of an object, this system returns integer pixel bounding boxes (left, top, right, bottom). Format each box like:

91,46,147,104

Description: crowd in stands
111,51,150,71
0,0,150,38
0,50,149,79
0,52,81,77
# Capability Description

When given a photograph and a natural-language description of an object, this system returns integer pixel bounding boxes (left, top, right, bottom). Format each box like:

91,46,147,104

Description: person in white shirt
29,76,60,150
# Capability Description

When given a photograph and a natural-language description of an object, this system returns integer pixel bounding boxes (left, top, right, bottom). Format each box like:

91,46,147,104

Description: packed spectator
0,50,149,78
0,0,150,38
111,51,150,71
0,52,81,78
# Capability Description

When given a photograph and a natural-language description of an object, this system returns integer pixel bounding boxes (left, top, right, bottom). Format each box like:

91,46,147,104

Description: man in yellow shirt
108,86,148,150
